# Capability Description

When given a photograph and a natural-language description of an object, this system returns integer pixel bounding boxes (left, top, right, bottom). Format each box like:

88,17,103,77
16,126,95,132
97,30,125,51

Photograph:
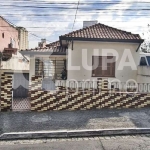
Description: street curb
0,128,150,140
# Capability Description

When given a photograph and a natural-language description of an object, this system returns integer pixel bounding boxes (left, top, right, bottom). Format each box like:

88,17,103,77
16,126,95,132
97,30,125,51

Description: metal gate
12,73,30,111
13,73,29,98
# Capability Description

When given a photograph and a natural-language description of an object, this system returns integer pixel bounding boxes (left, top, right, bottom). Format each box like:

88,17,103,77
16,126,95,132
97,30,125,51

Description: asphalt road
0,135,150,150
0,108,150,134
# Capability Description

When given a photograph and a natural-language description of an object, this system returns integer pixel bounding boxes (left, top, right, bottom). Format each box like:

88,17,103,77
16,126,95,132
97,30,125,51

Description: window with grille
92,56,116,77
35,57,67,80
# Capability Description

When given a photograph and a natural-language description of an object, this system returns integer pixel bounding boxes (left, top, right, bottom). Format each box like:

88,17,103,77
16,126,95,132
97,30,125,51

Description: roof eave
59,36,144,44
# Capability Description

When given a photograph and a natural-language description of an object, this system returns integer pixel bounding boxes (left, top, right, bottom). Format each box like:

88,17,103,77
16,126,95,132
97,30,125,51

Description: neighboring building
0,16,29,100
16,27,29,50
0,16,29,70
38,39,47,48
0,16,18,57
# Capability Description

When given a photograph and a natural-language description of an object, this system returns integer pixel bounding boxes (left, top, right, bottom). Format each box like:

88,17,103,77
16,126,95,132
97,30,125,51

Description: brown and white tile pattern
1,73,12,111
30,77,150,111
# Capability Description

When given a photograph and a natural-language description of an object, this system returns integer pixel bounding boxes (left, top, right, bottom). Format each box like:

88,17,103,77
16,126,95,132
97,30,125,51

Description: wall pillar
101,79,108,93
97,78,102,92
1,73,12,111
29,56,35,86
30,76,43,111
97,78,108,93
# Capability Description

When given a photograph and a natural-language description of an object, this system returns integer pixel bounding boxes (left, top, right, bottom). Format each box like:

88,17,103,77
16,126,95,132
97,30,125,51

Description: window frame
92,56,116,77
35,57,67,80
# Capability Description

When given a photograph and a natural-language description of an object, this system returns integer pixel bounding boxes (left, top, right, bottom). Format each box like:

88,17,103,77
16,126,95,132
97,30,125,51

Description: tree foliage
141,24,150,53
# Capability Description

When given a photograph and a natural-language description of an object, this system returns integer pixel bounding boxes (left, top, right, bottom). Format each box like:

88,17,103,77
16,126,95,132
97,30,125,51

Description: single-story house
20,22,146,89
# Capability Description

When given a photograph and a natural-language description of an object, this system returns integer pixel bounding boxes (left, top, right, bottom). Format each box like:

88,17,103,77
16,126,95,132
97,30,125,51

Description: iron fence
31,78,150,93
55,80,98,90
56,80,150,93
110,82,150,93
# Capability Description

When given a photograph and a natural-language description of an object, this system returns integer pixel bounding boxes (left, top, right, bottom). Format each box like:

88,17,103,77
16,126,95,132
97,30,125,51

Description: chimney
83,21,98,28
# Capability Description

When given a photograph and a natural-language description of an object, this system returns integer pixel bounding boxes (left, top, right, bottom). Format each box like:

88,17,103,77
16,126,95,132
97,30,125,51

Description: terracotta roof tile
60,23,142,40
22,22,143,54
21,41,67,55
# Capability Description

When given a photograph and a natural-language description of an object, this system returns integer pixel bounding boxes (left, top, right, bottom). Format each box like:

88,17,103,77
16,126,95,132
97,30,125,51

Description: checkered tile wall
30,76,150,111
0,73,12,111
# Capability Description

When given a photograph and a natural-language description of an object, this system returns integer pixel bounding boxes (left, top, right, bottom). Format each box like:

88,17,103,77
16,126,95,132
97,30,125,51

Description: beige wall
67,41,140,82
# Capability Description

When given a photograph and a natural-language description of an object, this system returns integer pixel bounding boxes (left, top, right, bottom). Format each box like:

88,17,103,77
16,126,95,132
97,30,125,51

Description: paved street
0,108,150,134
0,135,150,150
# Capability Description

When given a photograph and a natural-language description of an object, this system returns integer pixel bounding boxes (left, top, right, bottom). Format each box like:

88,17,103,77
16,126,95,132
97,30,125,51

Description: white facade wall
2,52,29,71
67,41,140,82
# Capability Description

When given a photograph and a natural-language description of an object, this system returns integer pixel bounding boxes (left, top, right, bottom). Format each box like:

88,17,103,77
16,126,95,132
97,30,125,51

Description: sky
0,0,150,49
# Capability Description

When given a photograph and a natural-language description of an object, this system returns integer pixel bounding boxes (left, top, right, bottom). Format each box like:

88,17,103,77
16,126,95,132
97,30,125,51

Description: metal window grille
35,57,67,80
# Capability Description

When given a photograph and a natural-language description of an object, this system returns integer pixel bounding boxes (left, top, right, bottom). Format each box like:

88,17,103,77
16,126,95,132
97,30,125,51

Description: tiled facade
0,73,13,111
30,76,150,112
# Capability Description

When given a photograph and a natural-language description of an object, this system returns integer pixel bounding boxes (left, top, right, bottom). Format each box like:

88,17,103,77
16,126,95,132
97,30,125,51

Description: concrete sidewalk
0,108,150,139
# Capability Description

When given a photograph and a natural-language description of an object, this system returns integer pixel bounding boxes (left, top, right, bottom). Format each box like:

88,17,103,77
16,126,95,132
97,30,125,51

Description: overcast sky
0,0,150,48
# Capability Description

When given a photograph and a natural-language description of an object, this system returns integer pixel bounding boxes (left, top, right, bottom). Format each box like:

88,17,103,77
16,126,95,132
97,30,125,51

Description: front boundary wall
31,76,150,111
0,75,150,112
